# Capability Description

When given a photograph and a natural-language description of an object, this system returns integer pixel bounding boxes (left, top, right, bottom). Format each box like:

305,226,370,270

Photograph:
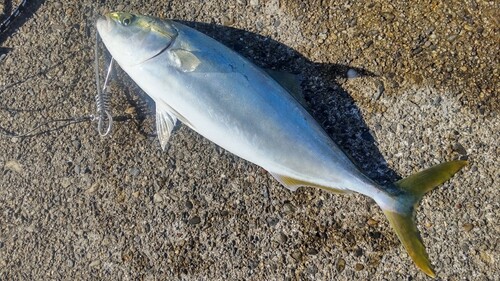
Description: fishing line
0,51,96,138
0,116,93,138
0,0,30,35
0,24,119,138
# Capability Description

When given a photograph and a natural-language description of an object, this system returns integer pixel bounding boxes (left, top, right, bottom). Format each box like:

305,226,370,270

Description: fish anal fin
270,173,301,191
270,173,346,194
155,102,178,150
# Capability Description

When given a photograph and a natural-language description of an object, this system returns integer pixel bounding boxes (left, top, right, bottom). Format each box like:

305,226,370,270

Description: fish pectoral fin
263,69,306,107
170,48,201,72
155,101,178,150
270,173,347,194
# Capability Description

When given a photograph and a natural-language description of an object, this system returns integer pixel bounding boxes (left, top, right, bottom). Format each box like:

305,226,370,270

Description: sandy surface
0,0,498,280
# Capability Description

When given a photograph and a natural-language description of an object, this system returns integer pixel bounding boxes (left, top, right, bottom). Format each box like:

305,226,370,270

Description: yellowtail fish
96,12,466,277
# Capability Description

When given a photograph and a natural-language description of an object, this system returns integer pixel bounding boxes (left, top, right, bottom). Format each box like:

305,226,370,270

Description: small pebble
369,231,382,239
4,160,23,173
346,69,359,79
463,24,474,32
279,233,288,243
129,167,140,177
336,258,346,272
65,8,74,16
153,193,163,203
462,223,474,232
479,251,492,264
255,21,264,31
355,263,364,271
367,218,378,226
381,12,395,22
374,80,385,100
188,216,201,225
249,0,259,6
221,15,233,26
354,248,363,257
266,217,279,226
291,251,302,261
283,202,296,214
453,142,467,155
125,107,135,114
307,248,319,255
60,177,71,188
85,184,97,194
307,264,319,275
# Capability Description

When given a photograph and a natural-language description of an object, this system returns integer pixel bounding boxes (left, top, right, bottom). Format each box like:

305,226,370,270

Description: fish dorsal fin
264,69,306,107
170,48,201,72
155,101,178,150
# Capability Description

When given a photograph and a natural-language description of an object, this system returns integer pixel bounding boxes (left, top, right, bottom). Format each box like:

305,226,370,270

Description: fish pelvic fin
381,160,467,278
155,101,178,151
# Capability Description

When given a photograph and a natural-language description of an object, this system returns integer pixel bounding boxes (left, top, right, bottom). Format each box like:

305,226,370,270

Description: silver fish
97,12,466,277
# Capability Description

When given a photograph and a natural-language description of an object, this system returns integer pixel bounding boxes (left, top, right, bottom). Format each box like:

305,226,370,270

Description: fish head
96,12,178,66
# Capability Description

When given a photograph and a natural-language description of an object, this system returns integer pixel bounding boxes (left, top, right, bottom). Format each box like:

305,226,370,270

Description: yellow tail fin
383,160,467,278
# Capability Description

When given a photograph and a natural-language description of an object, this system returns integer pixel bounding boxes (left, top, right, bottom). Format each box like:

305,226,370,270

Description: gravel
0,0,498,280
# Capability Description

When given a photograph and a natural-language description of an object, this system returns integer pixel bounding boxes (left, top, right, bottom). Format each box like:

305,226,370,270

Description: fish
96,12,466,277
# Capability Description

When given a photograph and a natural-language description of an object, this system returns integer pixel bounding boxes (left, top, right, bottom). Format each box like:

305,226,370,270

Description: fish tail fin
380,160,467,278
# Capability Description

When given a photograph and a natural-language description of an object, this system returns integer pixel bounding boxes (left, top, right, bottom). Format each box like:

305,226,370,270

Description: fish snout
96,15,112,35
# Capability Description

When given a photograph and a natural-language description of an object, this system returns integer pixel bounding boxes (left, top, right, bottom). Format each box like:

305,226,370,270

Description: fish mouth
96,15,112,35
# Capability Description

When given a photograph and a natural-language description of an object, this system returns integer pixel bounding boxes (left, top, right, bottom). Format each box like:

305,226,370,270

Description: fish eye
121,14,135,26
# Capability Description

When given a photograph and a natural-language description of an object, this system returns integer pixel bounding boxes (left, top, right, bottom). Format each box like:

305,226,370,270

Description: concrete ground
0,0,498,280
